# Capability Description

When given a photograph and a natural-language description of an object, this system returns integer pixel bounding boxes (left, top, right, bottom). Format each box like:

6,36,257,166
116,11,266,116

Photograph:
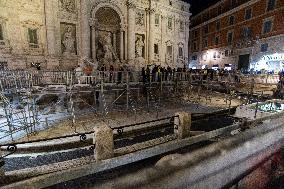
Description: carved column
161,15,166,65
90,23,97,62
113,32,117,53
127,2,136,62
81,0,91,59
45,0,56,55
148,9,155,64
120,29,124,60
185,21,190,66
44,0,60,68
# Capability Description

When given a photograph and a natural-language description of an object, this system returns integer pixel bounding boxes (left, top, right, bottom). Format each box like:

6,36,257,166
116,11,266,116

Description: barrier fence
0,70,280,92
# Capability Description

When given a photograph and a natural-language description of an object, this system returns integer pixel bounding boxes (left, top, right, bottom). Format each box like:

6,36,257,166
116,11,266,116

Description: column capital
120,23,127,31
185,21,190,27
145,8,156,15
126,1,136,9
89,18,98,27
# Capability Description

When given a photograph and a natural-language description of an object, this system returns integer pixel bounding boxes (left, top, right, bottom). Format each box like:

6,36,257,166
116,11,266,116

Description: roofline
189,0,261,31
192,0,226,20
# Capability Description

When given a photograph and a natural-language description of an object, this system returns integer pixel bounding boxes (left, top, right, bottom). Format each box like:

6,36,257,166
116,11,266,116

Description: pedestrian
109,65,114,83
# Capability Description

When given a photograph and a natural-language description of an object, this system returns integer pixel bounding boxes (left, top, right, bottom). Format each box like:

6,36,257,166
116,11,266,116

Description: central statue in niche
96,32,119,67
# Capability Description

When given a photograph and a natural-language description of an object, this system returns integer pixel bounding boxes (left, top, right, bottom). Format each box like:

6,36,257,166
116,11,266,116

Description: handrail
111,115,178,131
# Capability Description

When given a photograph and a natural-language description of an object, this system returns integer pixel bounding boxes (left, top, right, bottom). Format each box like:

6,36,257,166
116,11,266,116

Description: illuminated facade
189,0,284,72
0,0,191,70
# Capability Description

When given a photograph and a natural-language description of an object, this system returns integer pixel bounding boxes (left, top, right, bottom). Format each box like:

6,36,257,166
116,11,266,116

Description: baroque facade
189,0,284,72
0,0,191,70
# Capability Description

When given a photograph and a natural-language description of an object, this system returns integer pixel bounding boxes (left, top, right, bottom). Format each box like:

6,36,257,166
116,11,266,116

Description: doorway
238,54,250,71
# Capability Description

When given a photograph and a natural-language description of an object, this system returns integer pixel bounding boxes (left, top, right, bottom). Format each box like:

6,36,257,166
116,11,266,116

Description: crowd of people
73,61,246,84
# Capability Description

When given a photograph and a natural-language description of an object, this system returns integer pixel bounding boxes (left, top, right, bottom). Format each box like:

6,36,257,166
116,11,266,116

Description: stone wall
0,0,191,70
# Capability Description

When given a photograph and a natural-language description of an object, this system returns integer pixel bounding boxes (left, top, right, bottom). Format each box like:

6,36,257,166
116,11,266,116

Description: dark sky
183,0,220,16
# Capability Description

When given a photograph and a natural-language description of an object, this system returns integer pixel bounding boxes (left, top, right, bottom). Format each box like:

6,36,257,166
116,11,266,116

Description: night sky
183,0,220,16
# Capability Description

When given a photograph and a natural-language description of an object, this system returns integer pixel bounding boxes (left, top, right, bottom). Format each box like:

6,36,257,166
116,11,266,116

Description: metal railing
0,70,280,92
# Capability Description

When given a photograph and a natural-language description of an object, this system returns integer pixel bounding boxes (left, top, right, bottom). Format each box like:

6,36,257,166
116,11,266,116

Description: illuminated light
260,53,284,62
201,65,206,69
212,64,219,70
224,64,232,71
203,54,207,61
252,53,284,71
207,50,214,59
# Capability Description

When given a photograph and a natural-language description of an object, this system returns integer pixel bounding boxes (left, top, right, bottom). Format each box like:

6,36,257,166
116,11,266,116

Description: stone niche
135,33,146,68
60,23,77,56
60,23,77,69
95,7,122,69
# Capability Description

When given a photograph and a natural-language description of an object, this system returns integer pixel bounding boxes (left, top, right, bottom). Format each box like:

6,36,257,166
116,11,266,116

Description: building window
229,15,235,25
215,36,219,45
154,44,159,54
203,25,209,34
193,41,197,50
205,12,209,20
192,55,197,60
28,28,39,48
263,20,272,34
231,0,237,7
216,21,220,31
194,30,198,38
218,6,222,15
261,43,268,52
203,38,208,48
213,52,217,59
225,50,229,57
242,27,252,38
267,0,276,11
155,14,160,26
178,47,183,57
169,0,172,6
168,17,173,30
227,31,233,45
167,45,172,55
245,8,252,20
0,24,3,41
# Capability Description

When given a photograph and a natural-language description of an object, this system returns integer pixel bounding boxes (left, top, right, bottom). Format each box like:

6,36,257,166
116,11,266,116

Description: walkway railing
0,70,280,92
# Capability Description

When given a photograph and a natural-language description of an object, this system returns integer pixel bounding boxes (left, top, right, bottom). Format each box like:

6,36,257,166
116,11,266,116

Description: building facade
0,0,191,70
189,0,284,72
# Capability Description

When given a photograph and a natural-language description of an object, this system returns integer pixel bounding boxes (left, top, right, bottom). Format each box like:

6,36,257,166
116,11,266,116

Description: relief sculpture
60,0,76,12
135,11,145,26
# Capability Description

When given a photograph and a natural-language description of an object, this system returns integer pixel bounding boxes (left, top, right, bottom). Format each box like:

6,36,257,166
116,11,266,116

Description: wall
189,0,284,70
0,0,191,70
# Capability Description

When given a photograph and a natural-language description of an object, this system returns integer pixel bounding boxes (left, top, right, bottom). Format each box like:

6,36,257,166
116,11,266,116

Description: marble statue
62,26,75,55
101,32,118,65
135,35,144,58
